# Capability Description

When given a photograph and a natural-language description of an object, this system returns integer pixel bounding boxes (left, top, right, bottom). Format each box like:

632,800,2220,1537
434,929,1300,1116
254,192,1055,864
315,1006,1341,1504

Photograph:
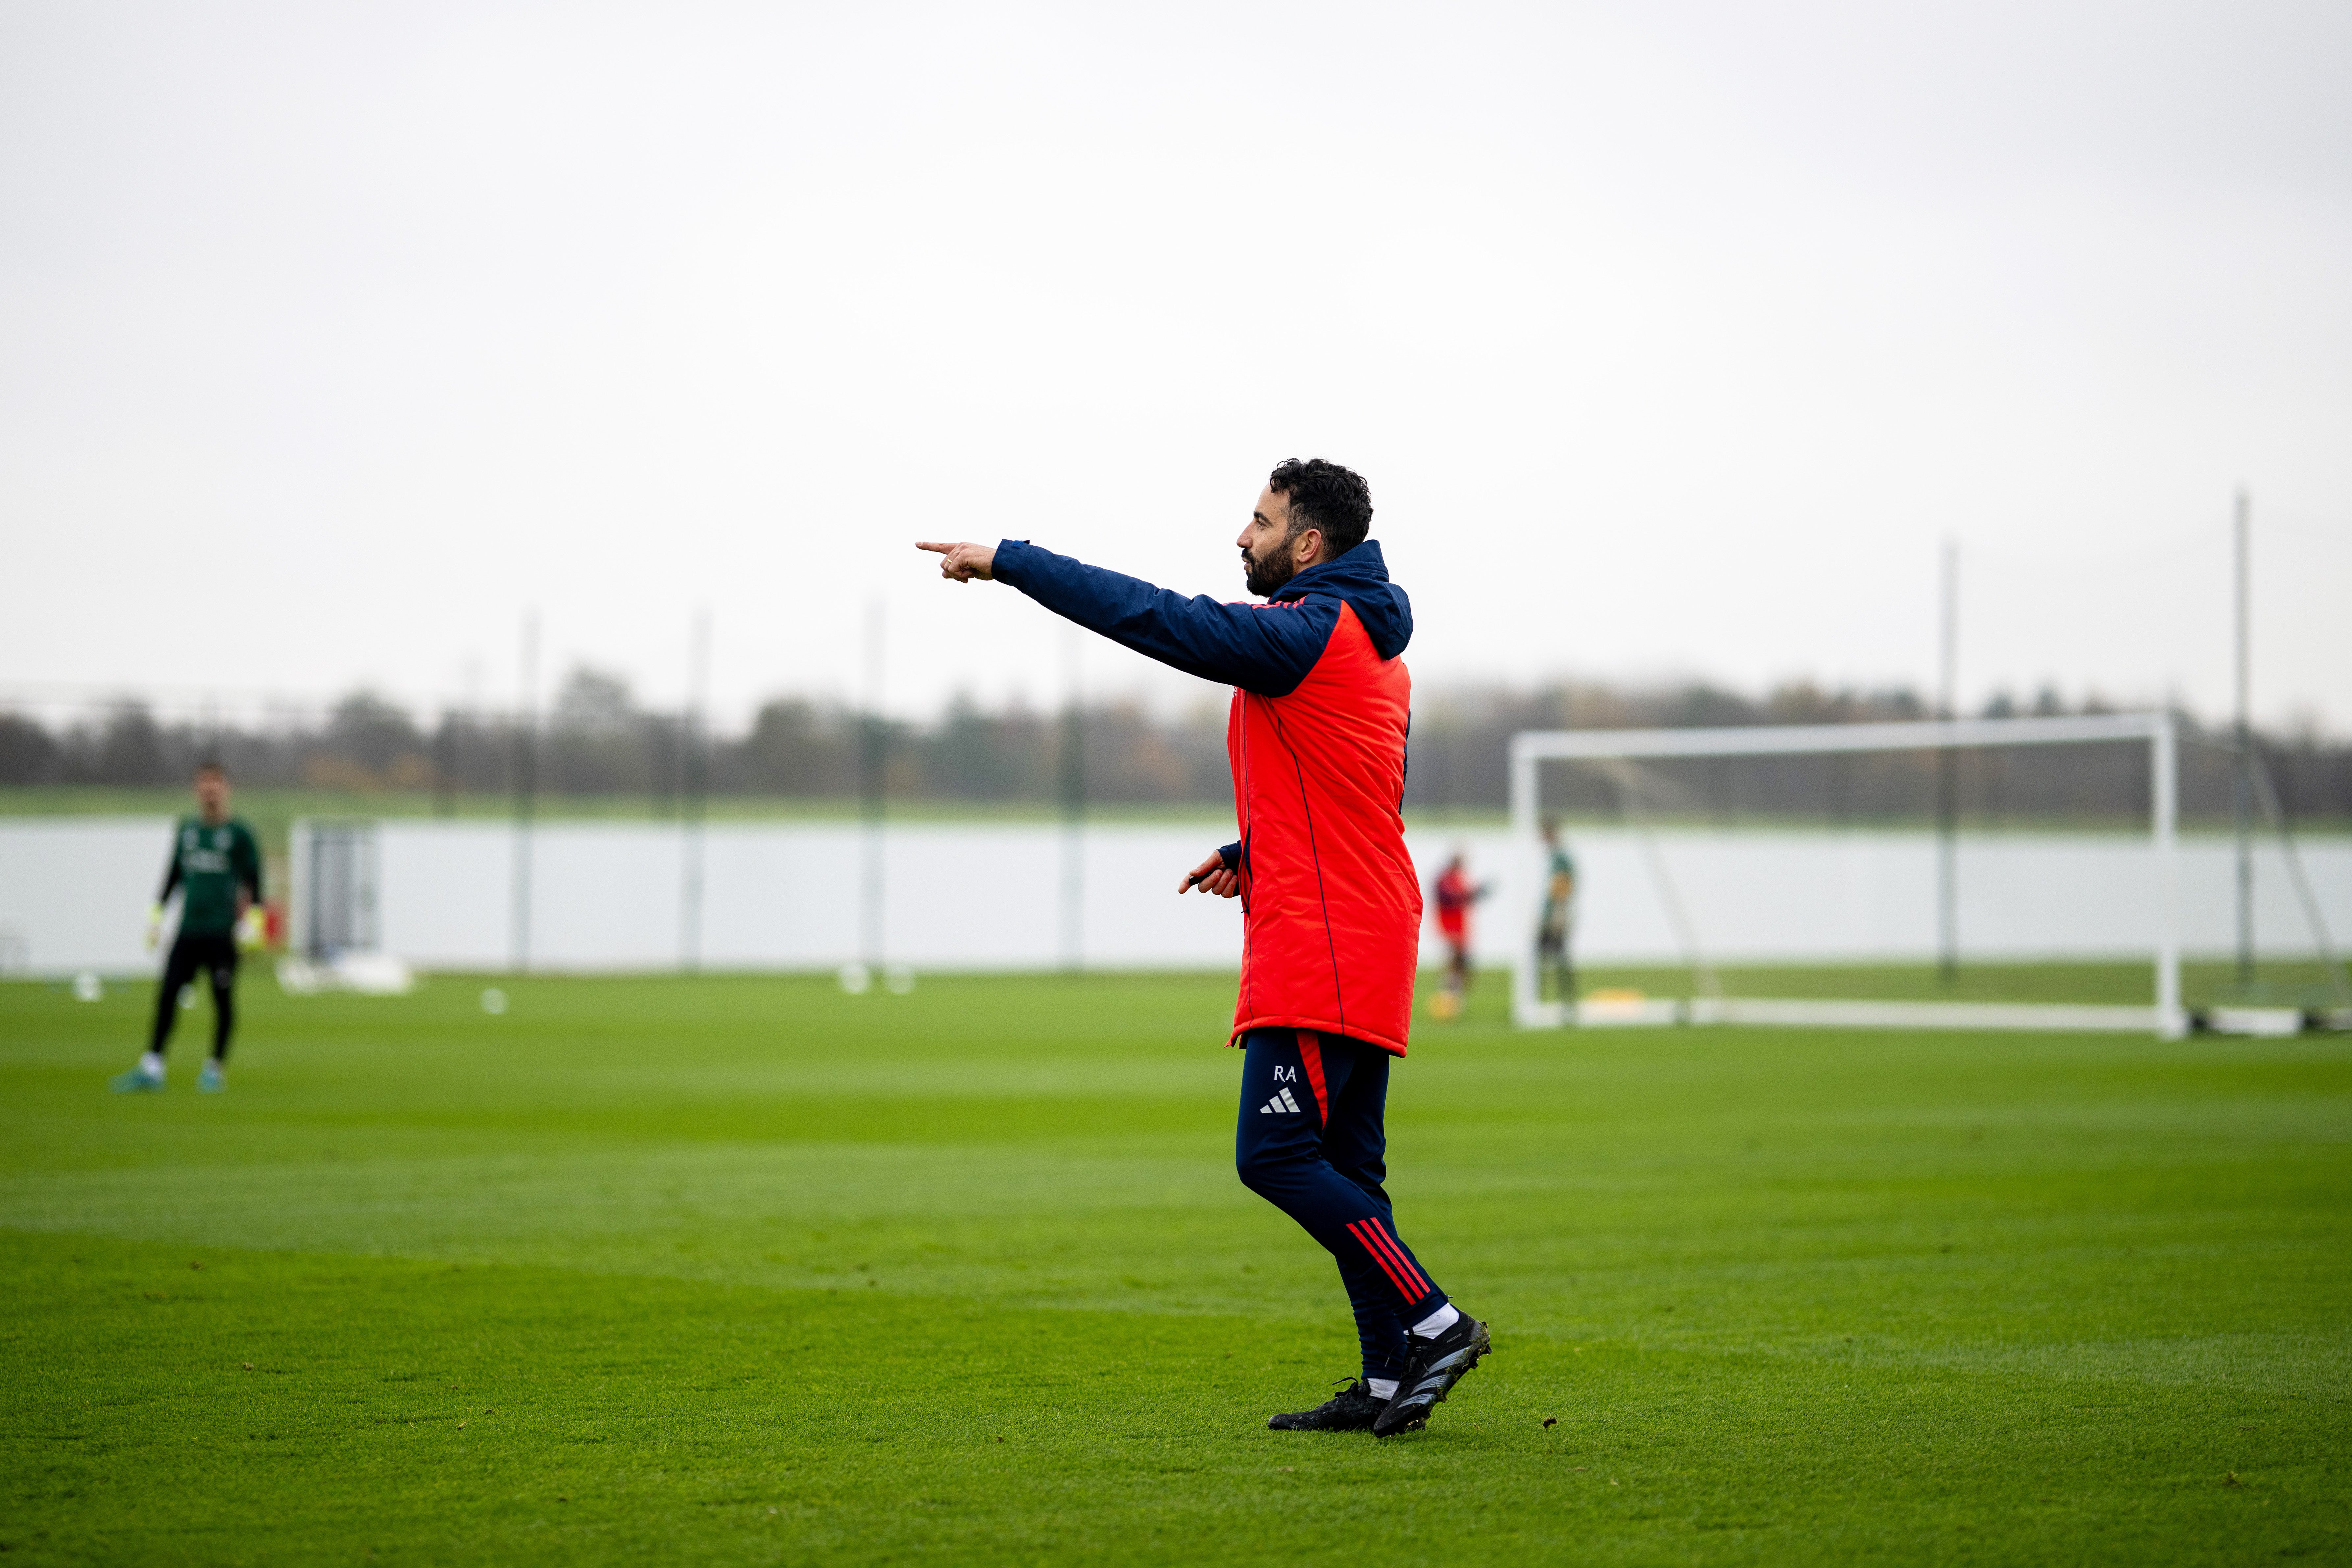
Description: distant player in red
1431,853,1489,1017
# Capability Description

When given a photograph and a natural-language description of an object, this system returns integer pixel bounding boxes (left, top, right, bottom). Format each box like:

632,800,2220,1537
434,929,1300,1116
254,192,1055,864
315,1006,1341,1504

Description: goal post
1507,712,2186,1038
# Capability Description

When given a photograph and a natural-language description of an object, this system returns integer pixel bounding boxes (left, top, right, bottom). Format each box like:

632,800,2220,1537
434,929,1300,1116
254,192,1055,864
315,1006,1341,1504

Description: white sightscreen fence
1507,714,2215,1037
7,802,2346,991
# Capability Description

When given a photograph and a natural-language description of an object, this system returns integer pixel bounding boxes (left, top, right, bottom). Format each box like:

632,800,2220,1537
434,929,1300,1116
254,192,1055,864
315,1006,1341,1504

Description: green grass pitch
3,969,2347,1565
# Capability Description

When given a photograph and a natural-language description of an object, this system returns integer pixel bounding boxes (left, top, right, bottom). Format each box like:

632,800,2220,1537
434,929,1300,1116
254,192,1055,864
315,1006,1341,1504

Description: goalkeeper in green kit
113,762,264,1094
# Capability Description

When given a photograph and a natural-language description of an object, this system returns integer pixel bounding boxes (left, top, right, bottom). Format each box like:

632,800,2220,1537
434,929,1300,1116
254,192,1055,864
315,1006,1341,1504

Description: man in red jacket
919,458,1489,1439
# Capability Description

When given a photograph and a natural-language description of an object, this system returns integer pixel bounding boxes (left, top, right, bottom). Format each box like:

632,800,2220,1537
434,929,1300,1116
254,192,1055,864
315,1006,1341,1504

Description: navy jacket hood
1269,539,1413,660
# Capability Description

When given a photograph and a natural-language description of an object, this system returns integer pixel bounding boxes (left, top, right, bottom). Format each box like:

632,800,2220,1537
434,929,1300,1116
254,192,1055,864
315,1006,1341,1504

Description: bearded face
1243,527,1303,597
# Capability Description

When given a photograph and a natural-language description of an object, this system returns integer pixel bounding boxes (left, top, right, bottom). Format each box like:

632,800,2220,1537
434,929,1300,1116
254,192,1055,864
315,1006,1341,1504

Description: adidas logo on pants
1260,1087,1303,1115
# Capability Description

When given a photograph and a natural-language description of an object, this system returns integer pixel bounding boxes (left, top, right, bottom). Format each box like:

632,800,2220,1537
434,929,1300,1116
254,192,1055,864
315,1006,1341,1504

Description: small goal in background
1506,713,2352,1038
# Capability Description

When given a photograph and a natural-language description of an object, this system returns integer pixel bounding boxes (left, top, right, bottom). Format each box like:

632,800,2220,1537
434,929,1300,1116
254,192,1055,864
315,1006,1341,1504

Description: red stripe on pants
1347,1219,1418,1300
1360,1217,1431,1297
1295,1030,1328,1124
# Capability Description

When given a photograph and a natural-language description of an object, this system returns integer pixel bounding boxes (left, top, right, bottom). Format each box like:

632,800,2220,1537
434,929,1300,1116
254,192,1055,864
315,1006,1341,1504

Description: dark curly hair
1267,458,1373,558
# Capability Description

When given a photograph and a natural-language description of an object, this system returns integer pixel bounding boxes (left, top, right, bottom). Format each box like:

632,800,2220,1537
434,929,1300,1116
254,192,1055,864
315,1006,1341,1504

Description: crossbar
1510,712,2164,764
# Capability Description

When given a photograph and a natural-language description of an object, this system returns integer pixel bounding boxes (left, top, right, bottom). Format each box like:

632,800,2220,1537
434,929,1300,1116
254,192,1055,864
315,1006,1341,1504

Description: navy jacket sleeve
992,540,1334,697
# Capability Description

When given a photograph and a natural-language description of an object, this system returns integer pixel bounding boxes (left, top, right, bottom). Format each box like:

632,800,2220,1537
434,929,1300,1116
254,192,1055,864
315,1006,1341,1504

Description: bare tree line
2,670,2345,824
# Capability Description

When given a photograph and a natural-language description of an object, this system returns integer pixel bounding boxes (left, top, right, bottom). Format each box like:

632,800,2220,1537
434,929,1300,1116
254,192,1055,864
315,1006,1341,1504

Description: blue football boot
111,1061,165,1094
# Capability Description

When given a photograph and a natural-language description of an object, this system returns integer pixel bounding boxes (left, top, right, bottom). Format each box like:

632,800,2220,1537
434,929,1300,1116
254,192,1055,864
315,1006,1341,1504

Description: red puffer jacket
1227,601,1419,1053
992,537,1421,1056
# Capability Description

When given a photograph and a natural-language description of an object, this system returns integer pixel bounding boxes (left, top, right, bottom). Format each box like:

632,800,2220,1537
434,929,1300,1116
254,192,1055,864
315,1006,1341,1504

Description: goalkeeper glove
143,903,163,953
235,906,268,954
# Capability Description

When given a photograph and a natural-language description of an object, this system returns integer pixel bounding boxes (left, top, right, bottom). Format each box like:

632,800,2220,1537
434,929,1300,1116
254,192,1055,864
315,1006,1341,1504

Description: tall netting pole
1509,734,1542,1027
510,611,538,974
1937,539,1960,987
2154,713,2185,1038
1058,626,1084,974
2234,490,2255,990
860,599,886,974
680,609,710,974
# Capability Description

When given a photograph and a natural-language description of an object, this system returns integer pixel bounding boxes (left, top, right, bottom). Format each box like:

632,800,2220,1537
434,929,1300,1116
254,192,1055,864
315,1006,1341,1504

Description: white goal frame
1508,712,2185,1038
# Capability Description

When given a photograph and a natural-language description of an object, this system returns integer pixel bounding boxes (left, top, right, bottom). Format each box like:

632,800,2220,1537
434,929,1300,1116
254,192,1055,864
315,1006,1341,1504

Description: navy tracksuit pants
1235,1027,1450,1382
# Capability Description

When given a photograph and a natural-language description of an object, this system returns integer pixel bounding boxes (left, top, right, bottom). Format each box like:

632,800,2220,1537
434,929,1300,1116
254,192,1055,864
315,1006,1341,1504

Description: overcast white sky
3,0,2347,733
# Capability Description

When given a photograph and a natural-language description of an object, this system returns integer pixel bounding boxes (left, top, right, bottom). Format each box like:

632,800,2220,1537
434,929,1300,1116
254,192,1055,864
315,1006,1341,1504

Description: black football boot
1267,1378,1387,1432
1372,1312,1491,1437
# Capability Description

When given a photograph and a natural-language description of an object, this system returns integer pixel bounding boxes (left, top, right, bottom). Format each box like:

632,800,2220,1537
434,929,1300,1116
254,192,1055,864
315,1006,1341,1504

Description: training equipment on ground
1266,1379,1386,1432
1373,1312,1491,1437
273,952,415,996
1508,712,2352,1038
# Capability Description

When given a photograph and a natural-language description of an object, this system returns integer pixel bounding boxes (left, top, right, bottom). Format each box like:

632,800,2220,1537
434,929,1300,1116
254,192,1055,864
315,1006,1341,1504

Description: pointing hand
917,541,997,582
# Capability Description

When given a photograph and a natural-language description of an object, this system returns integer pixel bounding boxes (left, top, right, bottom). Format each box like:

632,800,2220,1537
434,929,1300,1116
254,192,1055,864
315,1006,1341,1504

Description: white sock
1365,1377,1398,1399
140,1052,165,1077
1410,1303,1460,1339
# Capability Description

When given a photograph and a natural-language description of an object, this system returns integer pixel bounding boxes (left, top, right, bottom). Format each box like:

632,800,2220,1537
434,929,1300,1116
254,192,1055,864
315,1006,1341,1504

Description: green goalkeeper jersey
1539,845,1577,933
161,816,262,936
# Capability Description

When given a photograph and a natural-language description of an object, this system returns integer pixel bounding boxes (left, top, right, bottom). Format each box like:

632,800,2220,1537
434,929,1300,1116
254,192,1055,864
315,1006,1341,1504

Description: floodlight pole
1937,539,1959,986
2233,490,2254,988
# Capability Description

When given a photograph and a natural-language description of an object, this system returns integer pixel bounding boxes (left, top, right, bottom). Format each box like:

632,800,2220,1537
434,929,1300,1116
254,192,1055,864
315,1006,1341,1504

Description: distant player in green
112,762,264,1094
1537,817,1577,1005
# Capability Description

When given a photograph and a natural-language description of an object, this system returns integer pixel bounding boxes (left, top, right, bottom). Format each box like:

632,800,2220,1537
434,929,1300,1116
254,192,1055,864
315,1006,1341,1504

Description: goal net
1506,712,2352,1038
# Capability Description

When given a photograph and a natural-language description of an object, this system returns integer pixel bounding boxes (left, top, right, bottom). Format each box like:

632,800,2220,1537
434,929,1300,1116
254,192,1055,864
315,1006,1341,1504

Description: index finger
915,541,954,555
